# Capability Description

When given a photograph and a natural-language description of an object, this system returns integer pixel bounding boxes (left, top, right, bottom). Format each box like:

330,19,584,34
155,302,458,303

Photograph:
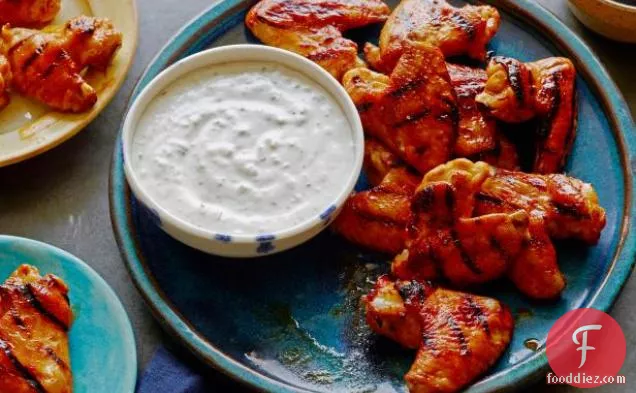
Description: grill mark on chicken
494,57,525,104
475,192,504,206
394,109,432,128
447,314,470,356
450,229,483,274
10,310,27,330
450,12,476,40
45,347,69,371
356,102,374,113
465,295,490,335
397,280,427,303
0,337,46,393
21,42,48,71
21,285,69,331
389,78,425,98
537,74,561,138
552,201,590,219
428,249,447,280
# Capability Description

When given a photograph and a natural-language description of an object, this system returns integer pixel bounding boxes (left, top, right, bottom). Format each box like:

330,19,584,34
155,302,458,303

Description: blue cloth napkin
136,347,250,393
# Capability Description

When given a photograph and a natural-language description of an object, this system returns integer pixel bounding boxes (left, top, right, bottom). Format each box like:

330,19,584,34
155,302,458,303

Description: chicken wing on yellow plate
1,16,122,112
343,43,458,174
0,0,61,27
245,0,390,80
365,0,500,73
476,56,577,173
365,276,514,393
332,167,420,255
0,265,73,393
0,54,10,110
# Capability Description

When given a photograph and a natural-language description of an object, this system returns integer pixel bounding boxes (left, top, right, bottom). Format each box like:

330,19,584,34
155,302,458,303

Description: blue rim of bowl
109,0,636,392
0,235,138,393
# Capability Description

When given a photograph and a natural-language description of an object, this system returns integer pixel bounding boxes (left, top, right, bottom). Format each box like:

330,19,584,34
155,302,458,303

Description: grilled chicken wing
0,54,10,110
393,158,602,299
365,276,514,393
475,169,606,245
1,16,122,112
0,265,73,393
476,56,577,173
344,43,458,174
332,167,419,254
365,0,500,73
245,0,390,80
0,0,61,27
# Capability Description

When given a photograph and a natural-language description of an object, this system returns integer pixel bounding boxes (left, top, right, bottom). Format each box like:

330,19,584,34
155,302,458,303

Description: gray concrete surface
0,0,634,391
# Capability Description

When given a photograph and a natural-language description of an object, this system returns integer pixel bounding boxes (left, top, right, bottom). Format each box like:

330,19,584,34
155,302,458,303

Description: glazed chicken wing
476,56,577,173
245,0,390,80
393,159,591,299
344,43,458,174
0,54,10,110
365,0,500,73
475,169,606,245
332,167,419,254
0,0,61,27
1,16,122,112
365,276,514,393
0,265,73,393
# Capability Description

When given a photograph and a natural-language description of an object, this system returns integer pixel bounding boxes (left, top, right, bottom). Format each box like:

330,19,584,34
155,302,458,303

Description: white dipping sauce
132,62,355,235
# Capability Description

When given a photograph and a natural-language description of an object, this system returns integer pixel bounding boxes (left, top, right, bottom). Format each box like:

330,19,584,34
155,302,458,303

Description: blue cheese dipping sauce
131,62,356,235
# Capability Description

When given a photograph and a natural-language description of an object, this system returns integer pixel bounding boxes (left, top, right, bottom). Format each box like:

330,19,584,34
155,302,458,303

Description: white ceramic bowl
568,0,636,43
122,45,364,258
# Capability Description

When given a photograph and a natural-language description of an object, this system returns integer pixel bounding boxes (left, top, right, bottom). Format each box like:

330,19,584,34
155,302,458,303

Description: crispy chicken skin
245,0,390,80
332,167,420,254
0,0,61,27
343,43,458,174
365,276,514,393
476,56,577,173
0,54,10,110
475,169,606,245
0,265,73,393
365,0,500,73
1,16,122,112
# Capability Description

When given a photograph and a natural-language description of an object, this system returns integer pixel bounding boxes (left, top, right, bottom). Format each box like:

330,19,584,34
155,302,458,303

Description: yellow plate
0,0,138,167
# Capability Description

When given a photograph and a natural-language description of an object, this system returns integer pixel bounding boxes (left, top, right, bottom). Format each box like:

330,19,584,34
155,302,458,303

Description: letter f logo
572,324,602,368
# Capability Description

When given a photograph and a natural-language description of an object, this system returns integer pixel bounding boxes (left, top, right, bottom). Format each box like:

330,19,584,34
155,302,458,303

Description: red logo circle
546,308,626,388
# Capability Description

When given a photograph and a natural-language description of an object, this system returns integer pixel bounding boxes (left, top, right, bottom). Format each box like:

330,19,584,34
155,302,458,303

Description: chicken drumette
365,0,500,74
245,0,390,80
365,275,514,393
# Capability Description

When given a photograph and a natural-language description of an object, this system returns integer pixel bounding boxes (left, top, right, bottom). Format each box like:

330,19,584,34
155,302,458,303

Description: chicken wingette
0,0,61,27
344,43,458,174
476,56,577,174
365,0,500,74
365,276,514,393
245,0,390,80
0,15,122,112
0,265,73,393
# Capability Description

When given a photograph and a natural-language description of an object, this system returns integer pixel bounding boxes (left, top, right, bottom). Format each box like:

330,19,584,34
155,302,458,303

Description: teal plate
110,1,636,392
0,236,137,393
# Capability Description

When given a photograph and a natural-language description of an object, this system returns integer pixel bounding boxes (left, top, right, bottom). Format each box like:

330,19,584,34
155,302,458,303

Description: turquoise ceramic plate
0,236,137,393
110,1,636,392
